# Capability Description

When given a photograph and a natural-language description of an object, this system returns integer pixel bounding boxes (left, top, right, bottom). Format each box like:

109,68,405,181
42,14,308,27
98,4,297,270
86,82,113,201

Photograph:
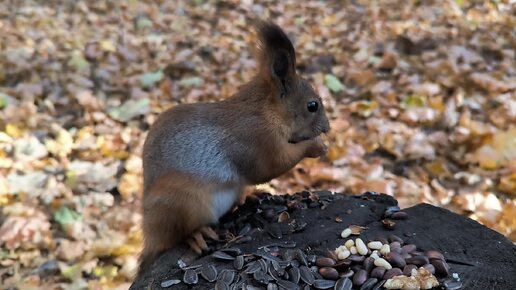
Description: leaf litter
0,0,514,289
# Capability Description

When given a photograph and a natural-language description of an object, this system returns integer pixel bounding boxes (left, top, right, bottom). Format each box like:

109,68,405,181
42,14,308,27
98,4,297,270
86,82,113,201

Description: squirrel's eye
307,101,318,113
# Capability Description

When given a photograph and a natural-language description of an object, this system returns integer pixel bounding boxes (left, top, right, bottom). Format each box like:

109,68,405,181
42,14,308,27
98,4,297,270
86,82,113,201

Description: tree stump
130,192,516,290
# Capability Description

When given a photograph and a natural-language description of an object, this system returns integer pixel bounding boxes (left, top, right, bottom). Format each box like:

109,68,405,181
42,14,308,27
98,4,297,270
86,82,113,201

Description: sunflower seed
267,223,283,239
254,270,272,285
160,279,181,288
360,278,378,290
391,211,408,220
340,269,354,279
234,255,245,270
313,279,336,289
247,286,262,290
267,283,279,290
219,269,236,284
383,268,402,279
299,265,315,285
183,269,198,285
403,264,417,276
215,280,230,290
213,251,236,261
295,249,308,266
277,278,300,290
388,235,403,244
201,264,217,282
245,261,262,274
444,279,463,290
371,279,386,290
334,277,353,290
384,206,401,218
220,247,243,256
238,223,252,236
288,266,300,284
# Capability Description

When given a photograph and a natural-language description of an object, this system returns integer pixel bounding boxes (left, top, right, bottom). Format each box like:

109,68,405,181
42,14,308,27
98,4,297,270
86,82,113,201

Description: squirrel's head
255,21,330,143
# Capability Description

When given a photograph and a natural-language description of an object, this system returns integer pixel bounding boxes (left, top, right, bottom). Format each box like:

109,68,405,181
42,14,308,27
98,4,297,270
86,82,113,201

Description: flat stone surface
130,192,516,290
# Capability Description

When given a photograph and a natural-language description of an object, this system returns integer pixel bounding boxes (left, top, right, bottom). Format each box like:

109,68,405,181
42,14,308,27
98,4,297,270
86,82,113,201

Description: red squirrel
138,21,330,274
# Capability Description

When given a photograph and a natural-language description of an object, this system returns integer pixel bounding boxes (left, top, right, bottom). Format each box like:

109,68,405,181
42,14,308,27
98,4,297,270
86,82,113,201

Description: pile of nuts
333,233,450,289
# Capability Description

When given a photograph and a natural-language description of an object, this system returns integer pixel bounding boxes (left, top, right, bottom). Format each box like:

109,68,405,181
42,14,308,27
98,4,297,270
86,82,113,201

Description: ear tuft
254,20,296,87
272,51,289,79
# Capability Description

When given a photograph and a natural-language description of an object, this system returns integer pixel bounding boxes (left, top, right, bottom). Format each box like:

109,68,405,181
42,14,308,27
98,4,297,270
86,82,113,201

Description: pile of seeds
155,193,462,289
332,233,458,289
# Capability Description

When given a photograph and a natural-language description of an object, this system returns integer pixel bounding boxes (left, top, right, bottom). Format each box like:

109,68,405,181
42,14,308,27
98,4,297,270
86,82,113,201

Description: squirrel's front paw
305,137,327,158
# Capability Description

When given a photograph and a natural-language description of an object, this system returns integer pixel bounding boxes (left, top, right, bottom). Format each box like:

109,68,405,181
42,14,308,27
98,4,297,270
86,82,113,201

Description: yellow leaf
100,39,116,52
5,123,25,138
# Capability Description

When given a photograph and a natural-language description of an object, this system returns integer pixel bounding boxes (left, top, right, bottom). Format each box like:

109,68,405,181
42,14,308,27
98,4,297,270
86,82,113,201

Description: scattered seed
355,238,368,255
423,263,436,275
403,264,417,276
371,279,386,290
444,279,463,290
220,247,242,256
219,270,236,284
334,277,353,290
266,223,283,239
385,252,406,268
345,240,354,248
340,269,354,278
215,280,230,290
236,235,252,244
234,255,245,270
245,261,262,274
431,259,450,277
254,270,272,285
349,225,368,235
160,279,181,288
367,241,383,250
388,235,403,244
425,250,445,261
383,268,402,279
352,269,368,286
341,228,352,238
382,219,396,230
401,244,417,254
373,258,392,270
295,249,309,266
384,206,401,218
406,255,429,266
333,259,351,271
370,267,386,279
319,267,339,280
316,257,336,267
300,265,315,285
391,211,408,220
213,251,236,261
360,278,378,290
377,237,389,244
278,211,290,222
363,257,374,273
289,266,301,284
183,269,198,285
349,254,366,263
313,279,336,289
370,251,380,260
277,278,300,290
201,264,217,282
267,283,279,290
349,246,357,255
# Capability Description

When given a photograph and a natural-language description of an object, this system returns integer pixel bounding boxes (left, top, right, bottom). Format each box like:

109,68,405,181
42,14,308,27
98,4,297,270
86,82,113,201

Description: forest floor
0,0,514,289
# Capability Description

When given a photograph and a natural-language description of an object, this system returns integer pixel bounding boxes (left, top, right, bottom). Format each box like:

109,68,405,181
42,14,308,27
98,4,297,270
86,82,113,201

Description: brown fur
137,21,330,276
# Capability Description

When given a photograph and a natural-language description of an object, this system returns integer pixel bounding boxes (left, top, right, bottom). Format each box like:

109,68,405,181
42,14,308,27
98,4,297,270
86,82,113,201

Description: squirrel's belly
211,186,240,220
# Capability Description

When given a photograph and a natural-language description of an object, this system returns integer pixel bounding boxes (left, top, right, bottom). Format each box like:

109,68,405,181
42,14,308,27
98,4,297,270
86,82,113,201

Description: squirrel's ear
254,20,296,97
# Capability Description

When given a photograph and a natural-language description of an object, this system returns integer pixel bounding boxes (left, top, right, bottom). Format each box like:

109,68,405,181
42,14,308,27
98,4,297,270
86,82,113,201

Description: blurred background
0,0,514,289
